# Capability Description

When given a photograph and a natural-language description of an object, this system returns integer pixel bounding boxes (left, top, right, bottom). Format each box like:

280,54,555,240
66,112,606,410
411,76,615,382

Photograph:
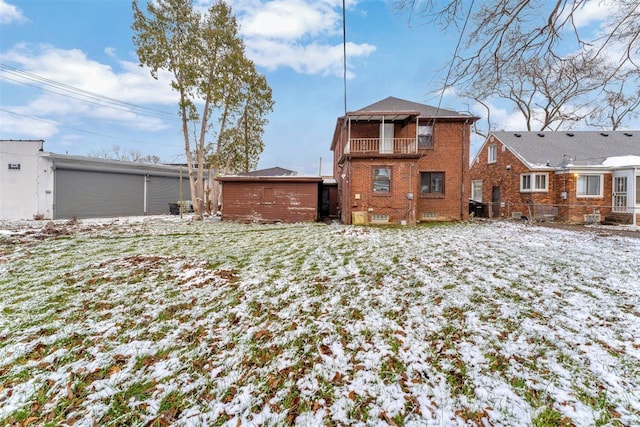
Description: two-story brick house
469,131,640,224
330,97,479,225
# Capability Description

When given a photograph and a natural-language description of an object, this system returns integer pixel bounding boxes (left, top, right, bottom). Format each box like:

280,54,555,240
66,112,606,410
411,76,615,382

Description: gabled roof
347,96,478,121
241,167,297,176
490,131,640,168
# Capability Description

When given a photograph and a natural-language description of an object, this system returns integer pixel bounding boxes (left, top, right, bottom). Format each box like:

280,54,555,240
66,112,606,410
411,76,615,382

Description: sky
0,0,631,175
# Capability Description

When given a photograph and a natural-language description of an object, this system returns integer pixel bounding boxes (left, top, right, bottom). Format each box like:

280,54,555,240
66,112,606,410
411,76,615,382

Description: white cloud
246,39,375,77
239,0,339,40
569,0,616,29
229,0,375,77
0,44,178,136
0,0,26,24
0,110,58,138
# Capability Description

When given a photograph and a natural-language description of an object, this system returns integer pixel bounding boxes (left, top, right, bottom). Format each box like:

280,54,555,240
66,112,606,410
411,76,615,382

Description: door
491,186,500,217
613,176,628,213
380,122,394,154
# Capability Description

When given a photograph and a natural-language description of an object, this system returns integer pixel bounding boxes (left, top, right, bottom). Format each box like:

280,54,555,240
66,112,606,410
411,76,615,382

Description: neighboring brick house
330,96,479,225
469,131,640,225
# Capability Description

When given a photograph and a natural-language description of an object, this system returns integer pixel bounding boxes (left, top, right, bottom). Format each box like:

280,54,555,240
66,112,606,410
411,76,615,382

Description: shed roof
491,131,640,168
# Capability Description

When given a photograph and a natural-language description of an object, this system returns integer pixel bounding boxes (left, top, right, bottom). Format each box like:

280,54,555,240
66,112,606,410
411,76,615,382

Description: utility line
433,0,475,119
342,0,347,115
0,63,179,121
0,108,182,147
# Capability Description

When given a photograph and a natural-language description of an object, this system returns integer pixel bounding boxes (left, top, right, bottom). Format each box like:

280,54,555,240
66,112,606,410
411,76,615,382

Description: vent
371,214,389,223
624,132,633,137
421,212,438,220
537,133,545,137
514,133,521,137
600,132,609,137
584,213,601,223
566,132,574,137
512,212,522,219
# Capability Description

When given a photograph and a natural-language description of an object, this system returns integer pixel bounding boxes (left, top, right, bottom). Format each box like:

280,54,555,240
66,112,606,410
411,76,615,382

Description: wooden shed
216,175,324,223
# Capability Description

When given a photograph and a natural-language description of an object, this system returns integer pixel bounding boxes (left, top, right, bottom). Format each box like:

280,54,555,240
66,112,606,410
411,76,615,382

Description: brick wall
220,180,320,223
470,136,617,222
337,120,471,224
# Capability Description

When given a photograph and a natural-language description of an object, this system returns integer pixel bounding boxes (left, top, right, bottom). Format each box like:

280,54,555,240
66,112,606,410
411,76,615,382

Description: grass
0,217,639,426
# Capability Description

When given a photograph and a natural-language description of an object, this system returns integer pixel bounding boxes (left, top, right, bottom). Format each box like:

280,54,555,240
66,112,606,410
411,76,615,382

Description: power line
433,0,475,118
0,63,180,121
342,0,347,115
0,108,183,148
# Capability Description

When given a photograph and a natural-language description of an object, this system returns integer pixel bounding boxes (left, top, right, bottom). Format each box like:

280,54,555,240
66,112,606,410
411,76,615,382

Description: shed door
380,123,394,154
55,169,143,219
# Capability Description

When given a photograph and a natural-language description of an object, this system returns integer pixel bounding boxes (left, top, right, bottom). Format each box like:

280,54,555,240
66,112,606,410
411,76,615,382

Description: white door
613,176,628,213
380,123,394,154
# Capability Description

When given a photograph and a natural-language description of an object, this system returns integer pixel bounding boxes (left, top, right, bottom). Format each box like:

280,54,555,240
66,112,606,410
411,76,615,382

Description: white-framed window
576,174,602,197
471,180,483,202
488,145,497,163
373,166,391,192
418,125,433,148
520,173,548,192
636,176,640,205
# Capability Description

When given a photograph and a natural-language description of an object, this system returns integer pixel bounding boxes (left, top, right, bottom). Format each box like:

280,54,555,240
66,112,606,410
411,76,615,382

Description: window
471,180,483,202
373,167,391,192
418,125,433,148
520,173,548,192
576,174,602,197
637,176,640,205
488,145,497,163
420,172,444,195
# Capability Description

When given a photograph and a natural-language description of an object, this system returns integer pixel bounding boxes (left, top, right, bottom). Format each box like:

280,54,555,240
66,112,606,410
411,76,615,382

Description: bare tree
89,145,161,163
588,68,640,129
397,0,640,131
132,0,272,218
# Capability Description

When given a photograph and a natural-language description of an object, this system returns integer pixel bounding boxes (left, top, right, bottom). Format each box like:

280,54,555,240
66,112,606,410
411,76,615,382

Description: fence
483,201,639,225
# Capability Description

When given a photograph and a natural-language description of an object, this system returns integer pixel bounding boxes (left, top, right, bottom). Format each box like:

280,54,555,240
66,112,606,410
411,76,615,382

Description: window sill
419,194,445,199
372,193,392,197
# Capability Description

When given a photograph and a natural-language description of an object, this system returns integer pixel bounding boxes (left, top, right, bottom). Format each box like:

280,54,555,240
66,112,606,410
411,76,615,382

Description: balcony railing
347,138,418,154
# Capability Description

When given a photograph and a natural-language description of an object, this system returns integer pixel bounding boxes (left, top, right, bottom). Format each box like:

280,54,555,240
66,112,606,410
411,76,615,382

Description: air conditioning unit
512,212,522,219
584,213,601,223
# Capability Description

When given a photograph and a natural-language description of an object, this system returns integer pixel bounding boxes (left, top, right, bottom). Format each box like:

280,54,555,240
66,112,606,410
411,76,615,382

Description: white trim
471,180,483,202
576,173,603,198
488,144,497,164
520,172,548,192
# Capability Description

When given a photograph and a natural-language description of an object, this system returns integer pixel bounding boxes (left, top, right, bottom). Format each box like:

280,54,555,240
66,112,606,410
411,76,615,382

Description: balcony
346,138,418,155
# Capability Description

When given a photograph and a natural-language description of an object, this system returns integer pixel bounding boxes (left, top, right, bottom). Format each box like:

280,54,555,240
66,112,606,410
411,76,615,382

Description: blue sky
0,0,628,174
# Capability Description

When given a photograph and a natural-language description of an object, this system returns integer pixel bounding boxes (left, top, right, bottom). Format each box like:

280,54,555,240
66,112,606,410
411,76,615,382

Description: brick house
469,131,640,225
330,96,479,225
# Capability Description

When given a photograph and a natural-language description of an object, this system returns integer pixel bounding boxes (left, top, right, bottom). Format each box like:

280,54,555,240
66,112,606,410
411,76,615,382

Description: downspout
634,167,638,228
461,119,468,220
143,174,148,215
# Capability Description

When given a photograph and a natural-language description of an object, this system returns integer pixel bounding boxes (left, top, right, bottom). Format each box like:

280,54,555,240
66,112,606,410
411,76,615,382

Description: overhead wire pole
343,0,347,115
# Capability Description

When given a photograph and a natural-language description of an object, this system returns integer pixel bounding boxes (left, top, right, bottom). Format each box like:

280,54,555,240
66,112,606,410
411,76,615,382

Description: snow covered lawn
1,218,639,426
